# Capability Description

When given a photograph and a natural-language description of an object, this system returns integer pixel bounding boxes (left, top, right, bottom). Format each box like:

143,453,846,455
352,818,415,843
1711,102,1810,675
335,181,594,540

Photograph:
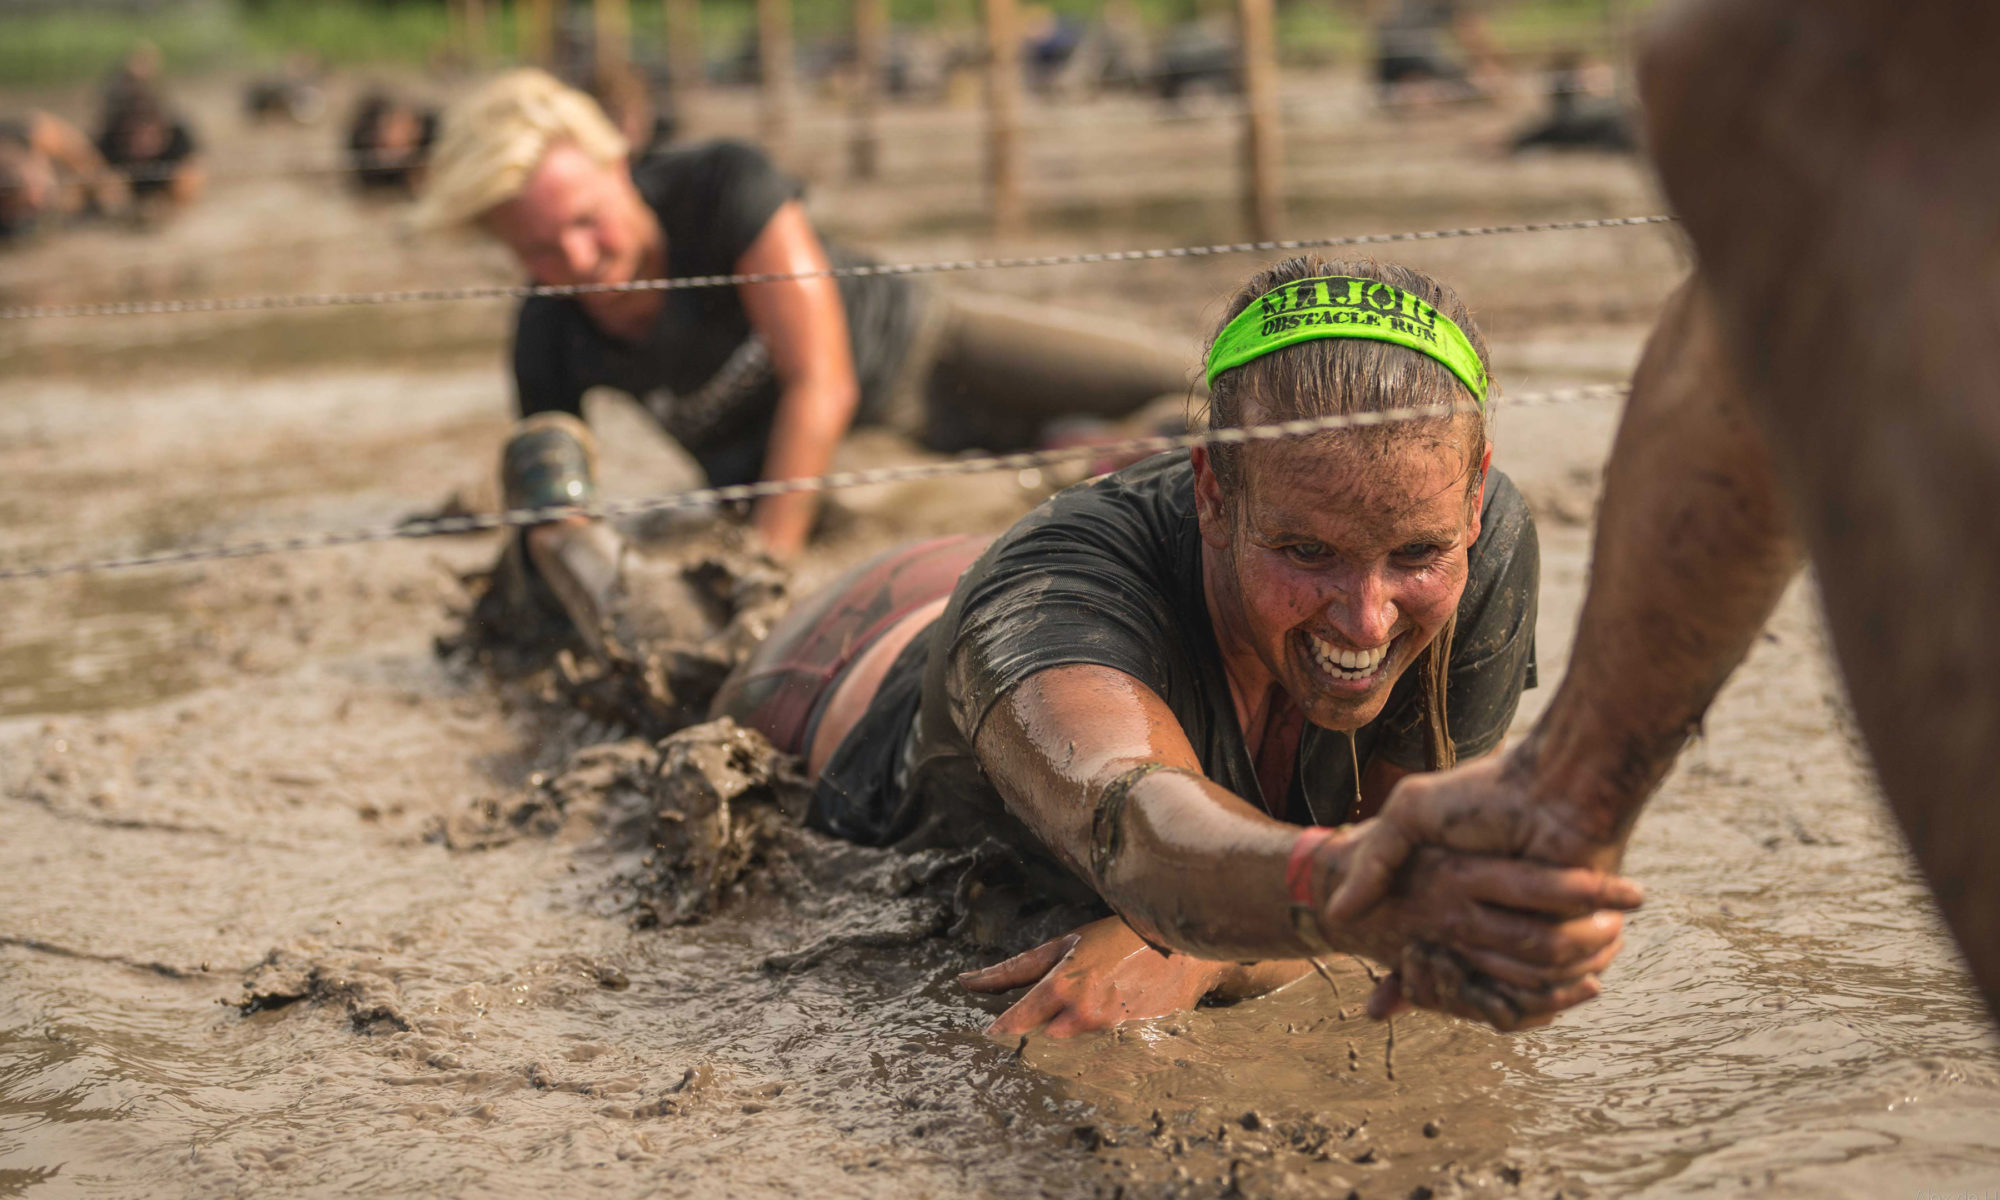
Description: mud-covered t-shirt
820,451,1538,888
511,140,919,486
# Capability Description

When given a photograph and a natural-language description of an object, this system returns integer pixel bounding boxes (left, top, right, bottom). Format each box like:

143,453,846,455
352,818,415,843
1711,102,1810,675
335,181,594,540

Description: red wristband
1286,826,1339,909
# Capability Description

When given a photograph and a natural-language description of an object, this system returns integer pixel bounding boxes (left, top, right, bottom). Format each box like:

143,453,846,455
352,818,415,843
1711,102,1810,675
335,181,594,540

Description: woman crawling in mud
498,257,1643,1037
418,70,1196,559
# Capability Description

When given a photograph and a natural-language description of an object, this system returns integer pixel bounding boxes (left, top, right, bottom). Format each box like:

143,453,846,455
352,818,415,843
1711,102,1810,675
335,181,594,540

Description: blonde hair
413,69,629,230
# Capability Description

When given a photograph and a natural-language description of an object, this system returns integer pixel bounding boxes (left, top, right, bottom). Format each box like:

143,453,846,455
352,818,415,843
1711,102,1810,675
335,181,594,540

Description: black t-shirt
511,140,919,486
814,451,1538,893
97,120,196,190
1377,0,1469,59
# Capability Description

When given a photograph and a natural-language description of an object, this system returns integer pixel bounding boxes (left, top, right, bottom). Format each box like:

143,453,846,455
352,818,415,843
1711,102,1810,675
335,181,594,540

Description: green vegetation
0,1,239,86
0,0,1648,88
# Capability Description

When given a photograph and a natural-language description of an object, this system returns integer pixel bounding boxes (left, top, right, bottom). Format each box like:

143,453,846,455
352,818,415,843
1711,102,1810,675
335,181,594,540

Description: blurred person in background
1365,0,1507,106
1509,52,1634,154
245,53,329,126
93,50,203,212
416,70,1198,561
346,91,440,195
0,111,129,243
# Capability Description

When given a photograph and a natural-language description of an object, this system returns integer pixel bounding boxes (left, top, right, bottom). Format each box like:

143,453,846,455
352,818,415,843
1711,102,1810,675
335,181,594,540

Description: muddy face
482,142,663,336
1194,423,1480,732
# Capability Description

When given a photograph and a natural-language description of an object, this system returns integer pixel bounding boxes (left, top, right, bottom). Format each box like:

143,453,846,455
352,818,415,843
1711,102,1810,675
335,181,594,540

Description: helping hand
1325,750,1635,926
1314,753,1644,1030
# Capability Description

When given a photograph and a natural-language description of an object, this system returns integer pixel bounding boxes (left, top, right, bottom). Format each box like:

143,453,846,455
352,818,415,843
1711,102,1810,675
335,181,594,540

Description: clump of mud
437,535,789,740
425,711,1098,962
235,947,416,1034
626,719,811,927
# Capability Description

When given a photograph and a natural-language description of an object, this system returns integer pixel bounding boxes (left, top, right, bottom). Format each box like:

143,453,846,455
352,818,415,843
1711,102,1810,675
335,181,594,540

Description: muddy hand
1325,749,1643,926
957,916,1226,1039
1368,935,1618,1032
1310,833,1636,1032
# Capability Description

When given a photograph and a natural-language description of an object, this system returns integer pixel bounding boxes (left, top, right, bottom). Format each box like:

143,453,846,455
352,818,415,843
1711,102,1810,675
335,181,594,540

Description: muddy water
5,68,1998,1198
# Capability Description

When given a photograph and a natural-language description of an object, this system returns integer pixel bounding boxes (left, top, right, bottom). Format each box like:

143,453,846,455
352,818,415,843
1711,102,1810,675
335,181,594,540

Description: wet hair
1202,256,1496,771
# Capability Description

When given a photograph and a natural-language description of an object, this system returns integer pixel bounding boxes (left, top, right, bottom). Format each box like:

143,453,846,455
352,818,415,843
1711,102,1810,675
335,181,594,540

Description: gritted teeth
1308,633,1391,678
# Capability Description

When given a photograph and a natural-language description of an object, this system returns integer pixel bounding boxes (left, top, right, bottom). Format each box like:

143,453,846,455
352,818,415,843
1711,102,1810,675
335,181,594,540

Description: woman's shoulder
1470,467,1535,574
988,452,1195,567
1455,465,1540,661
635,139,805,271
633,139,795,212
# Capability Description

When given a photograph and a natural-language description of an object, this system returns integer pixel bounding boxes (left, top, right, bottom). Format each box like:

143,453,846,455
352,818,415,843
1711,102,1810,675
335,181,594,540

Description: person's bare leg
1643,0,2000,1009
803,595,950,775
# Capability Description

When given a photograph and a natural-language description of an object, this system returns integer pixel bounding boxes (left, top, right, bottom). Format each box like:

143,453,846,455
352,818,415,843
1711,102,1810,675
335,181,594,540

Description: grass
0,0,1653,87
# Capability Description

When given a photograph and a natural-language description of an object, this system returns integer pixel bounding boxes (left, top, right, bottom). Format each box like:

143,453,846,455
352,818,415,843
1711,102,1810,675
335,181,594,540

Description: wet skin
1196,414,1482,747
482,141,860,557
962,416,1641,1037
483,141,666,341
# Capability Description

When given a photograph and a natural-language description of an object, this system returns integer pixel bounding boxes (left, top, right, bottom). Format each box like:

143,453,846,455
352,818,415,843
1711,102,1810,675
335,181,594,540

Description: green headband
1205,275,1488,407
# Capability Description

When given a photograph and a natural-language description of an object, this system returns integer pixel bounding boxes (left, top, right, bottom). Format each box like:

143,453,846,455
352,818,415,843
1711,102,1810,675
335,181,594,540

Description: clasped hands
961,750,1640,1037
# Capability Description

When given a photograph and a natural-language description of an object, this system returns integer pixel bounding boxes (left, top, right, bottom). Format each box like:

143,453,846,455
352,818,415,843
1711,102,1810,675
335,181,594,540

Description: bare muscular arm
972,664,1303,961
974,664,1637,982
736,200,861,558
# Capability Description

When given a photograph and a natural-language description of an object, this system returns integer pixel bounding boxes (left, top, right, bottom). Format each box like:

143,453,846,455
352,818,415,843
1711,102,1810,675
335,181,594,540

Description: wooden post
758,0,795,160
464,0,488,61
664,0,703,129
983,0,1022,236
850,0,887,179
595,0,631,72
1236,0,1282,240
519,0,556,66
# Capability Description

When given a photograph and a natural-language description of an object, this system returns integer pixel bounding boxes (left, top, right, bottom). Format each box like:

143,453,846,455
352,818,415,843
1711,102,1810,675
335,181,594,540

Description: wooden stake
464,0,488,62
850,0,887,179
596,0,632,72
1236,0,1282,240
758,0,795,160
519,0,556,65
664,0,703,129
984,0,1023,236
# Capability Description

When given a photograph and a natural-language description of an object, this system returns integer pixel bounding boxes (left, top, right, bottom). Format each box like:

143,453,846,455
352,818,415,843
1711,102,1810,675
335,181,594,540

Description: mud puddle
0,573,199,718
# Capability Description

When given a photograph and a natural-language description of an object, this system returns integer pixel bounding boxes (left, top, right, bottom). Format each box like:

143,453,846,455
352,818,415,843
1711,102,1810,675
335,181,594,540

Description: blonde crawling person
419,70,1198,561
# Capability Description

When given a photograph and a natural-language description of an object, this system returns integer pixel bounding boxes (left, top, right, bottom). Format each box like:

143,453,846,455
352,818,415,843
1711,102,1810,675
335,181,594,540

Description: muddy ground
3,66,1998,1199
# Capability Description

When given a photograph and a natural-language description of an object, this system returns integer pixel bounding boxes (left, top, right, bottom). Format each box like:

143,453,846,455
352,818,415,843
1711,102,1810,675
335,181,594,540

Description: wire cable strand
0,216,1675,321
0,384,1627,583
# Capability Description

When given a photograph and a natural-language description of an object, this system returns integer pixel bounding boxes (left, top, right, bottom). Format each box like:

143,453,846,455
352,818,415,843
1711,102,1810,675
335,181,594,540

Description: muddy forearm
754,377,857,556
1523,282,1802,849
1092,769,1318,962
976,667,1321,963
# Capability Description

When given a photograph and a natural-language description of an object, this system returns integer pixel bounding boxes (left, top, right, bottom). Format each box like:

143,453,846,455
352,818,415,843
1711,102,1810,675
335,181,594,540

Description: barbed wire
0,214,1673,321
0,383,1627,583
